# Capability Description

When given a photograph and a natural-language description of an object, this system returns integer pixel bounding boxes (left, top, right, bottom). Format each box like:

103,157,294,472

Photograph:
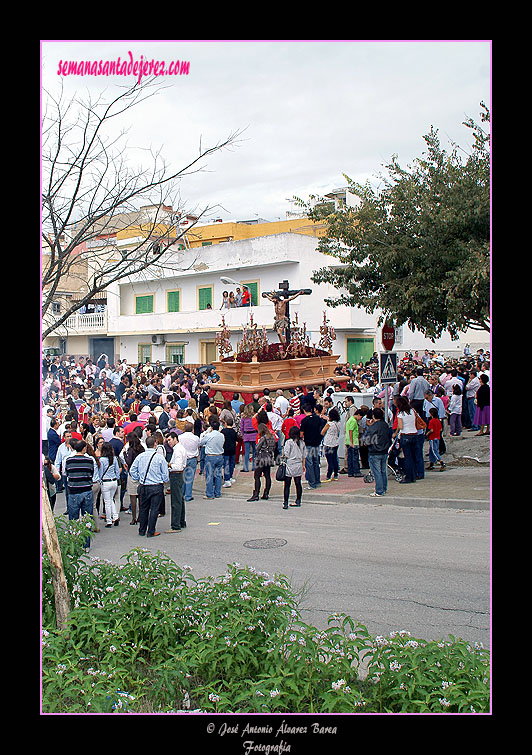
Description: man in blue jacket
47,417,62,463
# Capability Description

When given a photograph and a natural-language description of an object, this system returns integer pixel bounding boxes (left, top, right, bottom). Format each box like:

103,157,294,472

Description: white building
96,231,465,367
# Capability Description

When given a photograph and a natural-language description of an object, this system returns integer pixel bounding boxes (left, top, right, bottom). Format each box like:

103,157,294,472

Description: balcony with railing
107,303,276,336
63,311,108,334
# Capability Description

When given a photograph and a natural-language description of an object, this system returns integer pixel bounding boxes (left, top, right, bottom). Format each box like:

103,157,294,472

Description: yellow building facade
181,217,325,247
113,216,325,248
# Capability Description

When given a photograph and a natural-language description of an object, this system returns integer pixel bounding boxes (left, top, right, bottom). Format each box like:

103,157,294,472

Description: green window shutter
167,291,180,312
136,295,153,314
246,282,258,306
201,241,212,246
198,287,212,310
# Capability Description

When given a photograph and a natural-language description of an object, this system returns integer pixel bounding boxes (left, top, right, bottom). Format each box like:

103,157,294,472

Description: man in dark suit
47,417,62,463
157,406,171,433
198,386,210,414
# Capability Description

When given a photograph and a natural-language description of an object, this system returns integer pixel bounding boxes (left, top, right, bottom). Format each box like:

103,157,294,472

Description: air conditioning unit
151,335,165,345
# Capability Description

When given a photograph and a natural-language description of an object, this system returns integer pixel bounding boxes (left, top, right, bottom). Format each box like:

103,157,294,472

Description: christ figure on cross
262,281,312,345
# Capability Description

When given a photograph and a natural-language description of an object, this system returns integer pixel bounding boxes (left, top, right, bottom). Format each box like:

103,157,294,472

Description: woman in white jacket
282,425,305,509
98,442,121,527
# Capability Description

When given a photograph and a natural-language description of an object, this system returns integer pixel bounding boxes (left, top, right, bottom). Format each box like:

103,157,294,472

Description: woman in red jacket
251,408,278,443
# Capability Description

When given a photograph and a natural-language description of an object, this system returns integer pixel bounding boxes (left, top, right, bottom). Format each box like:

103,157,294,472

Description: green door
347,338,375,367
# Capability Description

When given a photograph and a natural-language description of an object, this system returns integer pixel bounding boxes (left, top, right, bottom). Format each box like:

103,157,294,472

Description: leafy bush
41,528,490,714
42,514,96,628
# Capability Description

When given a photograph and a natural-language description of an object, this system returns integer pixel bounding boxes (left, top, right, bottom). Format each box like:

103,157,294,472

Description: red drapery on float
208,389,256,405
207,383,347,406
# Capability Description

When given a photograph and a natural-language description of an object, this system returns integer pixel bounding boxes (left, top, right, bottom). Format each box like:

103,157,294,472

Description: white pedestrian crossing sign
379,352,397,384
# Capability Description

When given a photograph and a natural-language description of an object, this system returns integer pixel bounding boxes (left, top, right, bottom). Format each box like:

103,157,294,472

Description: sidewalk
54,436,490,521
228,446,489,511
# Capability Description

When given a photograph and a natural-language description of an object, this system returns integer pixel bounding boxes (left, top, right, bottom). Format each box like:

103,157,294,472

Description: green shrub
41,529,490,714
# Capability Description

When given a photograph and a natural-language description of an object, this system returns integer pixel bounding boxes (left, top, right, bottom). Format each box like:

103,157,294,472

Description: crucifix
262,280,312,345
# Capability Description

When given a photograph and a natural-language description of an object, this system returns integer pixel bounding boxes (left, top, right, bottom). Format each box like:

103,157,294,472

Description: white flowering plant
364,631,490,713
42,514,95,627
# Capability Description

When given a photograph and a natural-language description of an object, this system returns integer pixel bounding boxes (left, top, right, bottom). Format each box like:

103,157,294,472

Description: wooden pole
42,479,71,631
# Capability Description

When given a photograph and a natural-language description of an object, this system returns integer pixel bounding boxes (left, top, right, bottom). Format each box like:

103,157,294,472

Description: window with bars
138,343,151,363
135,295,154,314
166,344,185,364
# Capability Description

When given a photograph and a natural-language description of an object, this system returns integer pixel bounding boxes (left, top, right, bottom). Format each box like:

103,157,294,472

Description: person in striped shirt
64,439,96,547
288,388,300,415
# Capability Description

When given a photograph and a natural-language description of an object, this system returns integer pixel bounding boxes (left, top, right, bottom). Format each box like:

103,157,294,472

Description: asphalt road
54,463,490,649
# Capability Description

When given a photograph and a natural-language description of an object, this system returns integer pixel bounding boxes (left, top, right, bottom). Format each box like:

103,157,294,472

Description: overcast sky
41,40,491,223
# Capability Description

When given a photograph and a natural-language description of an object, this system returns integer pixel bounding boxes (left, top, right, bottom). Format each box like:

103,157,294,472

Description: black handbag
275,456,287,482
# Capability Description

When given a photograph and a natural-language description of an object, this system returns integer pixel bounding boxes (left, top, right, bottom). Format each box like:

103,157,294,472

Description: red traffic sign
381,323,395,351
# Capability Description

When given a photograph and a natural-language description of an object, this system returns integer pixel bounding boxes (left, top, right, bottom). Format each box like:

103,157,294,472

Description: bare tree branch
42,77,243,339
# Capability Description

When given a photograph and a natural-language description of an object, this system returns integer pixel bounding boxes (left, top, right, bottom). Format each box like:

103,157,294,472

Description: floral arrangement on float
221,311,335,363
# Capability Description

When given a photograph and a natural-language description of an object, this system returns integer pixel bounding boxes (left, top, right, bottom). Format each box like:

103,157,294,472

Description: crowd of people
41,345,490,544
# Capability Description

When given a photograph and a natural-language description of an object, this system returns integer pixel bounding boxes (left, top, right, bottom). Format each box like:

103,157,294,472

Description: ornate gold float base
212,355,340,392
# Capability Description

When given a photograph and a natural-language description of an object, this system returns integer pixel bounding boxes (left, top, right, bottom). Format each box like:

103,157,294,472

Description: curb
308,494,489,510
228,491,489,511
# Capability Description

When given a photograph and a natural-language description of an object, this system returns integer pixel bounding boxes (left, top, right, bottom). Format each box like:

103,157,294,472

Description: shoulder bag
136,451,157,498
413,410,427,431
275,453,287,482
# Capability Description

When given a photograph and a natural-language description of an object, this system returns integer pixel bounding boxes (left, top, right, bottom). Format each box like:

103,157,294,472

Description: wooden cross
262,279,312,345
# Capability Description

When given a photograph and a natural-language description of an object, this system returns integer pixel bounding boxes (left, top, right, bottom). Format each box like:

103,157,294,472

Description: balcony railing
63,312,107,332
108,303,277,336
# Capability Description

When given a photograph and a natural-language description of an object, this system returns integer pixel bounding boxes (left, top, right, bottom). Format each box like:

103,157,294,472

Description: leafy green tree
301,103,490,340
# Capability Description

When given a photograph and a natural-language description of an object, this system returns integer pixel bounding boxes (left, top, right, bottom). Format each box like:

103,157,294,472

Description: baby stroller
363,436,404,484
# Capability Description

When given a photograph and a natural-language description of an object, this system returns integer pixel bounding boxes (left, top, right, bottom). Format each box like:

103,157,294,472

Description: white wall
107,233,476,364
